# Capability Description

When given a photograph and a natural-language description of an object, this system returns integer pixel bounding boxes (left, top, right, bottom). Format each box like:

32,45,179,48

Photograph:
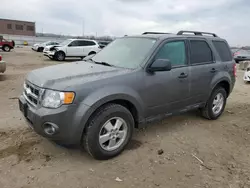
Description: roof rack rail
177,30,218,37
142,32,171,35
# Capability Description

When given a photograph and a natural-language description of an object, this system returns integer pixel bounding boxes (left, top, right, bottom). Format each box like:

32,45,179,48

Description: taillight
0,55,2,61
233,63,237,77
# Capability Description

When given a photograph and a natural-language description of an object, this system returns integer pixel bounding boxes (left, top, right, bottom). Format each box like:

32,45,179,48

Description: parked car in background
0,36,15,52
98,41,111,49
0,55,6,73
43,39,100,61
32,41,60,52
243,65,250,82
232,49,250,63
19,30,236,160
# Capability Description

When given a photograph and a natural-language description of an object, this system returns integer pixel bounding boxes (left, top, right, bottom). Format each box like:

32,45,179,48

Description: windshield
59,39,72,46
92,37,156,69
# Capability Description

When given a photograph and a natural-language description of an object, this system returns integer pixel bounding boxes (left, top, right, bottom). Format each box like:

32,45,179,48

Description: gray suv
19,30,236,160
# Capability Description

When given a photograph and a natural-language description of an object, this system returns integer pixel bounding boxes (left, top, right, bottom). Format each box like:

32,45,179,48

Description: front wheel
82,104,134,160
3,45,10,52
55,51,65,61
201,87,227,120
37,47,43,52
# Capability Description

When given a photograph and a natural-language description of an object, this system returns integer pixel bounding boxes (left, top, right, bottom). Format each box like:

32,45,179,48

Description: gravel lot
0,48,250,188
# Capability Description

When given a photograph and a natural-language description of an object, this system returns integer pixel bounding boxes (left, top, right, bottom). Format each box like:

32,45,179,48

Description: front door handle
178,72,188,78
210,68,217,73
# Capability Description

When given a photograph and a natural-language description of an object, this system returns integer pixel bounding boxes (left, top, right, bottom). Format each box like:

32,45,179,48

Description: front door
66,40,83,56
142,39,190,118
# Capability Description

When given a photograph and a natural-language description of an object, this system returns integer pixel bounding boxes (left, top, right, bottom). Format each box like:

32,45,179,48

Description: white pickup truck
0,55,6,73
43,39,101,61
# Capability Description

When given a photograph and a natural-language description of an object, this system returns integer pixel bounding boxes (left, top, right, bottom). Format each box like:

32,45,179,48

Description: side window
69,41,79,47
212,41,232,62
190,40,213,64
154,41,186,66
79,40,96,46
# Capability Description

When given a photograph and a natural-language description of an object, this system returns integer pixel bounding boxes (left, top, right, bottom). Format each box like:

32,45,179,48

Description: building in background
0,18,35,36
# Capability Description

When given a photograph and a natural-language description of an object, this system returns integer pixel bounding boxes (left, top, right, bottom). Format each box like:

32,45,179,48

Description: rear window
213,41,232,62
190,40,213,64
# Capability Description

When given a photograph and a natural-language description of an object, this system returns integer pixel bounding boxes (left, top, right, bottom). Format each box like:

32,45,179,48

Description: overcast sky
1,0,250,46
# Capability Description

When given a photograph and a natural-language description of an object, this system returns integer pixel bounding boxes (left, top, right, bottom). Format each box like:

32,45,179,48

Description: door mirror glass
148,59,172,72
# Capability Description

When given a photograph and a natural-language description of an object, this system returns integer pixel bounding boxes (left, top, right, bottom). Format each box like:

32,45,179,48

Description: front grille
23,82,42,107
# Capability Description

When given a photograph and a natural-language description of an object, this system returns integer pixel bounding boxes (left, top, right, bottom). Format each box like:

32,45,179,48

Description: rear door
78,40,99,56
188,39,216,104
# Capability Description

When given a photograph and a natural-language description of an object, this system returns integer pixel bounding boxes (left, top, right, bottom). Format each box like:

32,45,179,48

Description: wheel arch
88,51,96,56
211,79,230,97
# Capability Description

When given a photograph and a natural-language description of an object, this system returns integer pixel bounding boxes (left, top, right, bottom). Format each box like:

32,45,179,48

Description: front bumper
43,51,55,58
18,94,90,145
32,46,38,51
0,61,6,73
243,71,250,81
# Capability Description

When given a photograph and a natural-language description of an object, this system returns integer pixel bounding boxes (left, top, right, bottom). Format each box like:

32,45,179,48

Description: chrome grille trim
23,81,43,107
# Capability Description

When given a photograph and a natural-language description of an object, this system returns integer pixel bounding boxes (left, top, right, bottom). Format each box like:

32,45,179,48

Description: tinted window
79,40,96,46
16,24,23,30
155,41,186,66
190,40,213,64
7,24,12,29
213,41,232,62
69,41,79,47
27,25,34,31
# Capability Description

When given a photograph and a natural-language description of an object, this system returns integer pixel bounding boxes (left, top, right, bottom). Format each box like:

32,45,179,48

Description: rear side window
213,41,232,62
79,40,96,46
155,41,186,66
190,40,213,64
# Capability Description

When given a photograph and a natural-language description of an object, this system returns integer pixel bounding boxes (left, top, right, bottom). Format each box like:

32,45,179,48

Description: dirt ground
0,47,250,188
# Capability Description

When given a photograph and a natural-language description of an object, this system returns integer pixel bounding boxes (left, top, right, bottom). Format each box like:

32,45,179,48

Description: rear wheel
82,104,134,160
2,45,10,52
201,87,227,120
55,51,65,61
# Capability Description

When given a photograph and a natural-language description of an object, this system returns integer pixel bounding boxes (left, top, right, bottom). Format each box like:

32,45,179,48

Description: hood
45,45,62,50
26,61,131,90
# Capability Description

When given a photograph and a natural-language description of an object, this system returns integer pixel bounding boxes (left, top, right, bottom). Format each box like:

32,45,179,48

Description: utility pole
82,20,84,37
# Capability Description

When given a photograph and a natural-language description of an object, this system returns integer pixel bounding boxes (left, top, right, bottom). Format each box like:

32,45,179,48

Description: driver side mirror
147,59,172,72
68,43,72,47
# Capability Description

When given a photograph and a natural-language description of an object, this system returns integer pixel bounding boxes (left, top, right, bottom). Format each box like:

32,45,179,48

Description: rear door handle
178,72,188,78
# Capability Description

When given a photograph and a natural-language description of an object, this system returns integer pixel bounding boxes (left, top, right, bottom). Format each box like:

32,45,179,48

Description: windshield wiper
88,58,113,67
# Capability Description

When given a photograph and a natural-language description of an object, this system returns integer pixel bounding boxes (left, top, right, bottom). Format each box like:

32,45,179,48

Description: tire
37,47,43,52
55,51,65,61
82,104,134,160
2,45,10,52
201,87,227,120
88,51,96,56
12,40,15,47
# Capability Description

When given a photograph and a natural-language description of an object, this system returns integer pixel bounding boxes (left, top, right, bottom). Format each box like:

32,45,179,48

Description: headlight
42,89,75,108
